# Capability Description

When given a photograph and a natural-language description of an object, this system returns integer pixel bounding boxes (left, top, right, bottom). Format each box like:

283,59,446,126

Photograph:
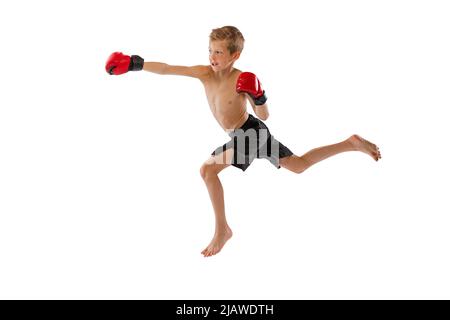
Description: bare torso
200,67,249,131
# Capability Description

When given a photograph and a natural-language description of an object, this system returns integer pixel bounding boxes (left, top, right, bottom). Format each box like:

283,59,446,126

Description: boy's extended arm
105,52,208,79
143,62,209,79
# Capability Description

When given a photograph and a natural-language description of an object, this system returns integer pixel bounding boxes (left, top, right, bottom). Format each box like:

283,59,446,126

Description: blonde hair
209,26,245,54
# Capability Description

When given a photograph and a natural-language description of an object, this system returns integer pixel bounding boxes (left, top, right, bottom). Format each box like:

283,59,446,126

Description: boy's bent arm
246,94,270,120
143,62,209,79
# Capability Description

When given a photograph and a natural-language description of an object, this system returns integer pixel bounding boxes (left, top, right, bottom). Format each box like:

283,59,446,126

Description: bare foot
201,227,233,257
348,134,382,161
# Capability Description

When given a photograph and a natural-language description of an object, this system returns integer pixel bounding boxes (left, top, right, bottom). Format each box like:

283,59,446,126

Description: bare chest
202,75,247,114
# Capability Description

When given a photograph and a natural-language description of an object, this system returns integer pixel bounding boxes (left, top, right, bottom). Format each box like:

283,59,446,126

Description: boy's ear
232,51,241,61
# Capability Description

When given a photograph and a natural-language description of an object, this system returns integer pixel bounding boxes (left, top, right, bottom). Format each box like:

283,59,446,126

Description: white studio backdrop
0,0,449,299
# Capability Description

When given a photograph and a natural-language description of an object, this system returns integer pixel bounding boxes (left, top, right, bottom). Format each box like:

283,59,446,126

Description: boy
105,26,381,257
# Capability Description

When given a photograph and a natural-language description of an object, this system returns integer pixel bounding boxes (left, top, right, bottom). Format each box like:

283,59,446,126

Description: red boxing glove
236,72,267,105
105,52,144,75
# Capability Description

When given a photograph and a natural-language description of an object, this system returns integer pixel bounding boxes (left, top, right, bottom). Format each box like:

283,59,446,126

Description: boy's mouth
211,63,219,67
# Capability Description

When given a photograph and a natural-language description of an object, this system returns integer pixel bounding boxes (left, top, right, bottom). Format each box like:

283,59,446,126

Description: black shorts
211,114,293,171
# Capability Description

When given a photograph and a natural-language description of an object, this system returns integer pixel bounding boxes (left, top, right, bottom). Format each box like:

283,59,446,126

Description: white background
0,0,449,299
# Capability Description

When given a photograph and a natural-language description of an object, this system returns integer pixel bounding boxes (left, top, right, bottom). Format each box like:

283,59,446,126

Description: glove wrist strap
129,55,144,71
254,91,267,106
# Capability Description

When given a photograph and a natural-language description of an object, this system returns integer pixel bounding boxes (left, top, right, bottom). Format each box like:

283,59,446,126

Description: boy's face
209,40,240,72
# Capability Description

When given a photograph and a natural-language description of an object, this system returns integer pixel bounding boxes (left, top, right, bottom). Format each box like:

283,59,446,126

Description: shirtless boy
105,26,381,257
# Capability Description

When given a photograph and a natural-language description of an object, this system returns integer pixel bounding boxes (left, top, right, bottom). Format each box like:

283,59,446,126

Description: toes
202,246,219,257
202,247,210,256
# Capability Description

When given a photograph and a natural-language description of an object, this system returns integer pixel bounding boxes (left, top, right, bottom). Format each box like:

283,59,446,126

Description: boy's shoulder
193,65,213,81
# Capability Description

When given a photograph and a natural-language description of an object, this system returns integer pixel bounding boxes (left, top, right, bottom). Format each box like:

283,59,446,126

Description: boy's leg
200,147,234,257
279,134,381,173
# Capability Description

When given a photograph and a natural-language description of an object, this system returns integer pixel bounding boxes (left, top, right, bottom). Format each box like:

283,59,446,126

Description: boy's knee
199,165,206,180
294,167,306,174
280,155,309,174
200,164,215,181
293,157,309,174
